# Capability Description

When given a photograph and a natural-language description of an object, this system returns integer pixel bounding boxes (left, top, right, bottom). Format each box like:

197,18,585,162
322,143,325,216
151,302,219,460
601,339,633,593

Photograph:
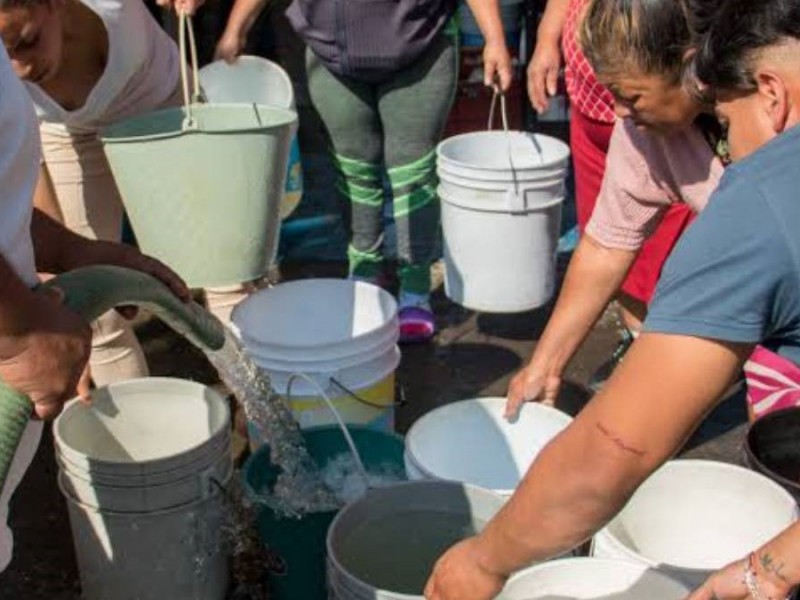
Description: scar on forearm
760,553,790,583
595,422,646,457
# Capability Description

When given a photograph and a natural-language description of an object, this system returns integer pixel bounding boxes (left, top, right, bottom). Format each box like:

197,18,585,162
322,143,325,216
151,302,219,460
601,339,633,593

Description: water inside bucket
321,452,406,505
338,510,487,594
205,329,338,516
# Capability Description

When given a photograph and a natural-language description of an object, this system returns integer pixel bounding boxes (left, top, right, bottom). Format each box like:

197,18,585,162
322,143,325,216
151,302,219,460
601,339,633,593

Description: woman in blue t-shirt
216,0,513,343
425,1,800,599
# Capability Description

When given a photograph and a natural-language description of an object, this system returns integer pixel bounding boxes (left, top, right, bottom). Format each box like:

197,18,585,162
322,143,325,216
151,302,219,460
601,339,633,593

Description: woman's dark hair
695,0,800,92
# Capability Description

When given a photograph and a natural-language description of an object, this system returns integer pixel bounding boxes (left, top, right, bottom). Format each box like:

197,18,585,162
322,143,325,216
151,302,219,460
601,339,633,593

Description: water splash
205,329,338,517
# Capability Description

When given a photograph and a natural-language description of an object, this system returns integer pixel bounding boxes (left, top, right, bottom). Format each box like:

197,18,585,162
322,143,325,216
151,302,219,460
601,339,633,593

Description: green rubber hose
0,265,226,494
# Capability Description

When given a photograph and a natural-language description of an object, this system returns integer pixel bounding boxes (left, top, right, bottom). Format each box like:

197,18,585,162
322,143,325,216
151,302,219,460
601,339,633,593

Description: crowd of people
0,0,799,598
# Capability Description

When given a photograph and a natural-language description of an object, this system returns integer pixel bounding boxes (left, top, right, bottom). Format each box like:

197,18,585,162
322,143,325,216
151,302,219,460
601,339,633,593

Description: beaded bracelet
744,552,791,600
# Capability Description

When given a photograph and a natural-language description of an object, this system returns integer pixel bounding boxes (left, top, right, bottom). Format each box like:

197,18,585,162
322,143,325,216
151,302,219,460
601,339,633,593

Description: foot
588,329,635,392
398,292,436,344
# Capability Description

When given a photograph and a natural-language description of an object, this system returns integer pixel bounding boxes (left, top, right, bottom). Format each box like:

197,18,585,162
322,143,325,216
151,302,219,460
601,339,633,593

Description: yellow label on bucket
288,375,395,431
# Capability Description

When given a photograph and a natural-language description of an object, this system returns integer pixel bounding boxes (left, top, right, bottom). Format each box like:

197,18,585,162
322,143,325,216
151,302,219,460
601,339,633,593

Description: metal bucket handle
488,91,525,214
487,90,547,214
178,12,203,130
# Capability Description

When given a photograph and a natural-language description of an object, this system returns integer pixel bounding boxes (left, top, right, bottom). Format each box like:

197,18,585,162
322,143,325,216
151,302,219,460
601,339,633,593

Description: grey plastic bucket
53,377,232,598
327,481,506,599
60,477,230,600
498,558,690,599
436,99,570,313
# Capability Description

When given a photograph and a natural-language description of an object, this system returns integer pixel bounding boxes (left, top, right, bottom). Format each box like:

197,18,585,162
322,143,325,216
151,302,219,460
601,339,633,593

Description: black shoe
588,329,635,392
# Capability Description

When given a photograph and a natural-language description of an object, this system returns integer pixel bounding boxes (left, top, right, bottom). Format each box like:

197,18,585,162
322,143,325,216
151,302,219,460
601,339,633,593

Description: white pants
0,420,43,573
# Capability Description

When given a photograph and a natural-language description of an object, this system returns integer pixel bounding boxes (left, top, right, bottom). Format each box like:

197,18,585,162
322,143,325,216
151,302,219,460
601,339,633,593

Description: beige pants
41,129,150,386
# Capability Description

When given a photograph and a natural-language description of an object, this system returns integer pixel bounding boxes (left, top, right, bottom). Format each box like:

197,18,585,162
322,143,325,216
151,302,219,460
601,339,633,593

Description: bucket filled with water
592,459,799,588
53,378,232,600
243,425,406,599
498,557,690,599
232,279,400,434
327,480,506,599
101,16,297,288
436,94,570,313
199,55,304,222
404,398,572,497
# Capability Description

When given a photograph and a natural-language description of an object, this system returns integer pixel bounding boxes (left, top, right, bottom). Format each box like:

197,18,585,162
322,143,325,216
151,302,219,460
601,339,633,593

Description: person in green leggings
217,0,513,342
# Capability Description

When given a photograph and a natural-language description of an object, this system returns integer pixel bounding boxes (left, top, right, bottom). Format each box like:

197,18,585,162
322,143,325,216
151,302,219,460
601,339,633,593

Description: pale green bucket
101,102,297,288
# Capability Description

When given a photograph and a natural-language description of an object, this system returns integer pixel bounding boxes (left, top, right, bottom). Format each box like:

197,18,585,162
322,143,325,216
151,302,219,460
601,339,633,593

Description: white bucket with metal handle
436,93,570,313
232,278,401,434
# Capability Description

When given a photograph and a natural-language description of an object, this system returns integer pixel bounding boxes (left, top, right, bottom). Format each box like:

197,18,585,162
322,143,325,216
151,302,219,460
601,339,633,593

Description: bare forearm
30,209,91,274
33,164,63,223
0,252,42,337
224,0,269,39
463,0,507,47
529,234,636,376
537,0,571,44
479,334,749,576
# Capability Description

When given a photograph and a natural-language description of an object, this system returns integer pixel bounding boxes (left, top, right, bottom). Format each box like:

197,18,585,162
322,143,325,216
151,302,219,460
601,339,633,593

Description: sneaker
399,305,436,344
588,329,635,392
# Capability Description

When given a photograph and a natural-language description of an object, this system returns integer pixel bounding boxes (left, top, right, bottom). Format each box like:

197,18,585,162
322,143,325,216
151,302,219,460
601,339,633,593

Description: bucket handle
286,373,371,490
178,11,202,130
328,376,408,410
487,91,526,214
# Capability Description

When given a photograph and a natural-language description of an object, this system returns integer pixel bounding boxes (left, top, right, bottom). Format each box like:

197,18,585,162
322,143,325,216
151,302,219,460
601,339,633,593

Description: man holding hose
0,0,200,574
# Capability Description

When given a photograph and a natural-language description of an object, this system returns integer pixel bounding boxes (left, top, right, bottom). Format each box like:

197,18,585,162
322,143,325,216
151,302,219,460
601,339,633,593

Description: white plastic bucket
405,398,572,497
437,129,569,313
199,56,303,220
327,481,506,599
53,378,232,599
232,279,400,432
592,459,800,588
499,558,690,599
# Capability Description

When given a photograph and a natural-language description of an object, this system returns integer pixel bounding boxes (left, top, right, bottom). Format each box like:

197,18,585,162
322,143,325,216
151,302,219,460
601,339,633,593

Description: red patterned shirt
562,0,616,123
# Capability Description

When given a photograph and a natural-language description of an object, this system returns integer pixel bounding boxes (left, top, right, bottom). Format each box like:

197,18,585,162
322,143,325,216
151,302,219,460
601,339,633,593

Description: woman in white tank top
0,0,224,387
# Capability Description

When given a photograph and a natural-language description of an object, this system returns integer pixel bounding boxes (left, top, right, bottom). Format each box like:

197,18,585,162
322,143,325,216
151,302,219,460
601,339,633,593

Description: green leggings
306,32,458,295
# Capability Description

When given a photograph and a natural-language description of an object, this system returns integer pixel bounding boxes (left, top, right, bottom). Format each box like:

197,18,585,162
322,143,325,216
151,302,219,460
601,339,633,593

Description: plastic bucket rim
439,187,565,214
57,457,233,513
54,427,231,480
231,278,399,353
57,444,232,491
58,468,232,517
199,55,295,109
54,377,231,471
598,458,799,572
326,480,506,597
404,398,572,496
503,556,692,594
100,103,298,143
249,342,401,382
437,131,571,172
744,407,800,492
237,320,399,362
